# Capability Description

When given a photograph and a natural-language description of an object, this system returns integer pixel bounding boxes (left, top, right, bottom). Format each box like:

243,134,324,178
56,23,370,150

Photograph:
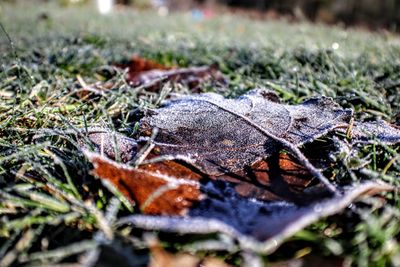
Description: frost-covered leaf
84,89,400,202
82,88,397,252
140,88,352,176
117,181,393,253
345,120,400,144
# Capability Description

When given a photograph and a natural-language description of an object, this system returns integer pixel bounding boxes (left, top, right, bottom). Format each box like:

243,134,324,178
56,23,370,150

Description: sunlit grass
0,1,399,266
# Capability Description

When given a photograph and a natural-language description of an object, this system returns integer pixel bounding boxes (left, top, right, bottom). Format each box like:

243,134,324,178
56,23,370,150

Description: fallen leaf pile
80,86,400,253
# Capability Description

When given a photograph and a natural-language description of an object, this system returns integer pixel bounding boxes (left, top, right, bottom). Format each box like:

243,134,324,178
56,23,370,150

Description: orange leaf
232,153,313,202
85,151,203,215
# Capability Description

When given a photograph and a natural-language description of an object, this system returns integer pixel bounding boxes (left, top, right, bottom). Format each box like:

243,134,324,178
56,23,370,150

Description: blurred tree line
182,0,400,30
220,0,400,29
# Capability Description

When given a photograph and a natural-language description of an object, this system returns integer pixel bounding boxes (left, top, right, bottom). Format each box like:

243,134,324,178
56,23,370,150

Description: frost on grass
83,88,399,252
80,128,138,162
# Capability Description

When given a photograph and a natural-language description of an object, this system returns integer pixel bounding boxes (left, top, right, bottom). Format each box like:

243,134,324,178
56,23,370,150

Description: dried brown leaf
85,151,203,215
115,56,226,91
231,152,314,201
117,55,171,74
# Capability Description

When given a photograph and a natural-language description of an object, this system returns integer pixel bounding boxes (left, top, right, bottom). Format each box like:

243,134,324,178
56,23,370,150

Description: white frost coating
117,181,393,254
348,120,400,144
141,88,353,176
